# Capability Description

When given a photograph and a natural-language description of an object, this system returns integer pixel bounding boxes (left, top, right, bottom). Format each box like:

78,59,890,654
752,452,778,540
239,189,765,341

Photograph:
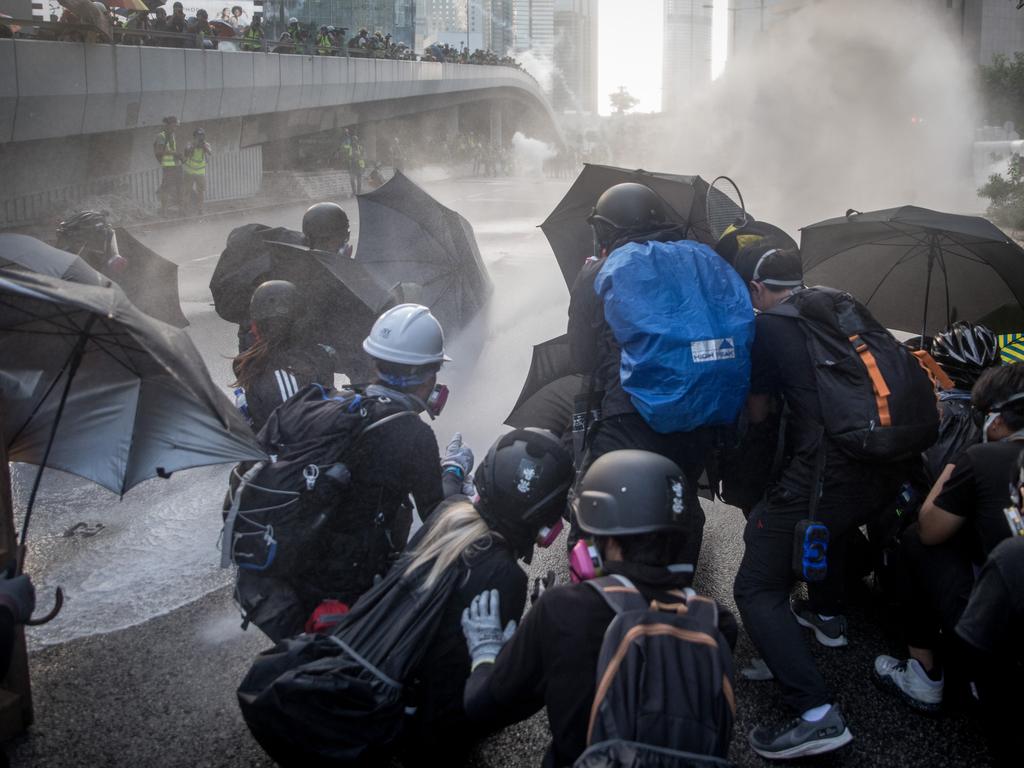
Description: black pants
893,524,975,650
575,413,709,567
159,165,183,213
733,469,898,714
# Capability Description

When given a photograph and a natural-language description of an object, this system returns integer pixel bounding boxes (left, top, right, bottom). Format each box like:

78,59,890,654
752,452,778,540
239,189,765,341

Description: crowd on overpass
1,7,527,74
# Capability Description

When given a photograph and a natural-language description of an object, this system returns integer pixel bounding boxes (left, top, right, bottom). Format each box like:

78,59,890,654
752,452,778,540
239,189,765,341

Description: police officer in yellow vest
316,25,332,55
183,127,213,215
240,13,263,51
154,116,183,216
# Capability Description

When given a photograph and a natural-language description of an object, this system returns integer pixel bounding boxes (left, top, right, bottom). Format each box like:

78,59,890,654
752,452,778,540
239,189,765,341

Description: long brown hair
231,318,293,391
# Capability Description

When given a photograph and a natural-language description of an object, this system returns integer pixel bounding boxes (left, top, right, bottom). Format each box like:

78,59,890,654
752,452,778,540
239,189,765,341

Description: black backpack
767,287,939,462
237,553,461,767
575,576,735,768
210,224,302,323
221,384,416,578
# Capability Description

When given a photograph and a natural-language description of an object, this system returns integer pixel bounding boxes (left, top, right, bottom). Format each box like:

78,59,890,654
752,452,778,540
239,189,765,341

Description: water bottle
234,387,251,424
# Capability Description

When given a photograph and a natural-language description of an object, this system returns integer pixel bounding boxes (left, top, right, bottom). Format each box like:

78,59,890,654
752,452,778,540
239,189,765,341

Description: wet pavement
6,174,993,766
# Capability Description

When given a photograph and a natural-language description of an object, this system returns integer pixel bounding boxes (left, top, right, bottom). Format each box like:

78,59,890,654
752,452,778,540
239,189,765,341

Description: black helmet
250,280,299,324
931,321,1000,389
575,450,689,537
587,183,670,247
302,202,349,243
56,210,112,250
474,428,574,550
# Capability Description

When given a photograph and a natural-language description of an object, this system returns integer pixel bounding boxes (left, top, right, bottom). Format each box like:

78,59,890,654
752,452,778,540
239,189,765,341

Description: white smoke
614,0,980,233
511,132,557,176
515,49,556,93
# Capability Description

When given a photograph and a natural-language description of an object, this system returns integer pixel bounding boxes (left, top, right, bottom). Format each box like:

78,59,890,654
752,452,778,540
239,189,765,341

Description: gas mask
338,242,353,260
535,519,563,548
425,383,449,418
569,538,604,583
982,411,1000,443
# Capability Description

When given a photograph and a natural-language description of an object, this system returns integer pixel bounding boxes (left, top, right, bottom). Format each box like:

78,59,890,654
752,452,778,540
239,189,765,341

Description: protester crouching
395,428,574,763
462,450,737,767
873,363,1024,716
732,244,935,759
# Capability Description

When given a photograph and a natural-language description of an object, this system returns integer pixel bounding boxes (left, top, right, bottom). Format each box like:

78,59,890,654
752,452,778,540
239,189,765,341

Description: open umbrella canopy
505,335,581,435
0,234,107,286
800,206,1024,336
0,269,263,495
355,171,493,336
540,164,748,289
210,224,379,377
111,228,189,328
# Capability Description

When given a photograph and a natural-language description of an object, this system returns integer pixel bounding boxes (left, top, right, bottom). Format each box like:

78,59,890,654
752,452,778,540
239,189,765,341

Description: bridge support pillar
361,122,379,163
489,102,503,147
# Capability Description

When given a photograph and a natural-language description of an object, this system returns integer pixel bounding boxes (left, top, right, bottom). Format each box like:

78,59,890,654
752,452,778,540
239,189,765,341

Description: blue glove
441,432,474,480
0,574,35,624
461,589,516,670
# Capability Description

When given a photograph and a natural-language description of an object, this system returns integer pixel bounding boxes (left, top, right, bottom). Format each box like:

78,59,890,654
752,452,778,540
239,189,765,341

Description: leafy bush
979,154,1024,230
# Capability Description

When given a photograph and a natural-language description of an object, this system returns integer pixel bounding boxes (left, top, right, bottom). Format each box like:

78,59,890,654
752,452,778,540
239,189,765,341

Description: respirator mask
569,538,604,583
425,383,449,418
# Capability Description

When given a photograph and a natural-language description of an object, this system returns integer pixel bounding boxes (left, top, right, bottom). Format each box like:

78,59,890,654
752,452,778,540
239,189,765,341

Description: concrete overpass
0,40,562,226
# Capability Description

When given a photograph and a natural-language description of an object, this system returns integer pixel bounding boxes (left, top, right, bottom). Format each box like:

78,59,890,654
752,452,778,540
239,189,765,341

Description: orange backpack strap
911,349,955,391
849,334,892,427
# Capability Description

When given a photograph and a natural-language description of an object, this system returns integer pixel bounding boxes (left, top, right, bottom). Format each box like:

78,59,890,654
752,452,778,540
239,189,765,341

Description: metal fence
1,146,263,228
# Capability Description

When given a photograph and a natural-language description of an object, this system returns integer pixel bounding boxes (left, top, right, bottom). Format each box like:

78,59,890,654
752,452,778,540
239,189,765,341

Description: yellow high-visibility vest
183,145,208,175
158,131,177,167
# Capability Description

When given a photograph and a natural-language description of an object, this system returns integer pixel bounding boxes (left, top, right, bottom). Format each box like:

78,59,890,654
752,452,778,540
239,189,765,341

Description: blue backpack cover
595,240,754,434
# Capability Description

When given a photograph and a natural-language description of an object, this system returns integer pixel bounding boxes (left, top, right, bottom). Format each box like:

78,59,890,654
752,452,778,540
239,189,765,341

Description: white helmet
363,304,451,366
288,16,298,23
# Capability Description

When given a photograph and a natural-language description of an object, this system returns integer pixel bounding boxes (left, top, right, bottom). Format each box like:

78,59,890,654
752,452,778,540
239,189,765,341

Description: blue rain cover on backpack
595,240,754,434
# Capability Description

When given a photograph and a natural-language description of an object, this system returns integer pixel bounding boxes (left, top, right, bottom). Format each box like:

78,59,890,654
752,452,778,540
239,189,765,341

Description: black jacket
238,345,335,432
298,386,444,607
463,560,738,768
567,259,635,420
402,525,527,760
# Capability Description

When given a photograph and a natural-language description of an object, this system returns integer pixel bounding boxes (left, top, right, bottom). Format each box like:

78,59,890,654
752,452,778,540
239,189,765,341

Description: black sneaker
791,598,848,647
749,704,853,760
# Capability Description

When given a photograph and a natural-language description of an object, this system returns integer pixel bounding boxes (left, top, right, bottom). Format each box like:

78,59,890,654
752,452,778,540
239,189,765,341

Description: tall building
662,0,713,113
513,0,555,59
552,0,597,113
416,1,514,51
262,1,416,46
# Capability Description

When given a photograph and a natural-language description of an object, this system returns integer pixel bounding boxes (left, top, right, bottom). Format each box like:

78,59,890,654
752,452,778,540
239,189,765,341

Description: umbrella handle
25,586,64,626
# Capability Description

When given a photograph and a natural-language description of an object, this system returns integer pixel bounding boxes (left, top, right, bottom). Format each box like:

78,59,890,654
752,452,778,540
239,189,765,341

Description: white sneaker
873,655,943,714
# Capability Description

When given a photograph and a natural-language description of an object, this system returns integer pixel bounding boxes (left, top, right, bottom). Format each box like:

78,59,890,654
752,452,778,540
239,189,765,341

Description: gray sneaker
791,598,848,647
873,655,943,714
749,705,853,760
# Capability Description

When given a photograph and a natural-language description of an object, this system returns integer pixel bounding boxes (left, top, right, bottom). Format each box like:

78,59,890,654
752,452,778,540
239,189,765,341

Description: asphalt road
6,174,994,767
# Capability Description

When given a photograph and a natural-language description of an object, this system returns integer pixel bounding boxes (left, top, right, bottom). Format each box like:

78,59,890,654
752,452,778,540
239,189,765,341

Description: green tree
979,52,1024,129
978,154,1024,230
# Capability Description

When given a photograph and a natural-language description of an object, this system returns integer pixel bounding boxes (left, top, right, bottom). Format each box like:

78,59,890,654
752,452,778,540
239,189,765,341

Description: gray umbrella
0,233,108,286
1,267,264,500
355,171,493,335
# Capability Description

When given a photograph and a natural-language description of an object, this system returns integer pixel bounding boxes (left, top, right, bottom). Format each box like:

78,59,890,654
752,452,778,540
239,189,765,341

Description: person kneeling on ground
231,280,334,433
396,428,574,764
461,450,738,768
954,449,1024,768
873,363,1024,715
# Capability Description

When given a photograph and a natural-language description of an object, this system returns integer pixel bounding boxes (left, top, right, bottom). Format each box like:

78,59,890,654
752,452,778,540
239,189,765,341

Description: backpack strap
586,575,649,615
848,332,892,427
221,461,267,569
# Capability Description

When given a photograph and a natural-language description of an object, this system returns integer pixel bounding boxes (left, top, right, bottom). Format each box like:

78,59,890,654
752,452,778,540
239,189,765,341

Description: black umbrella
112,228,189,328
800,206,1024,336
355,171,493,336
540,164,749,289
505,374,584,435
210,224,380,377
1,268,264,622
0,234,107,286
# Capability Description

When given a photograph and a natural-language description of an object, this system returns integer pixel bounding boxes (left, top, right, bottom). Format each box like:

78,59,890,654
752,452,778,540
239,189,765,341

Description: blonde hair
404,499,493,589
